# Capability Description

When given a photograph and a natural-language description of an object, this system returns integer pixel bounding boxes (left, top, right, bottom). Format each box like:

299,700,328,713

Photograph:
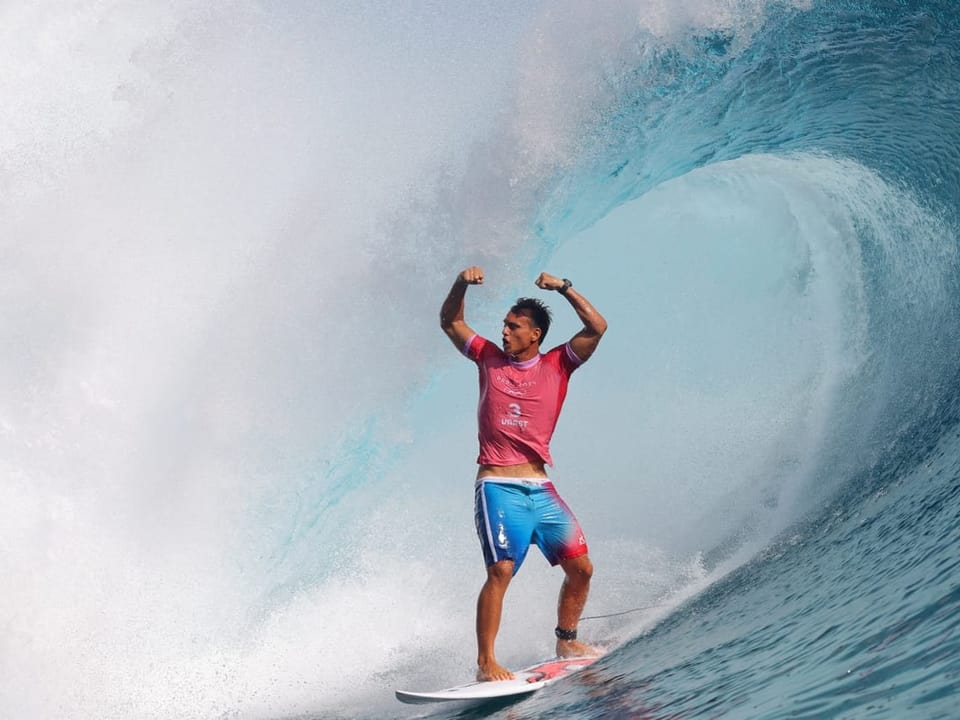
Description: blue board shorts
474,478,588,575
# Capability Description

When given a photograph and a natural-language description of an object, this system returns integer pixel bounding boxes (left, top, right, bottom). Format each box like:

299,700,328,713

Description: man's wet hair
511,297,552,343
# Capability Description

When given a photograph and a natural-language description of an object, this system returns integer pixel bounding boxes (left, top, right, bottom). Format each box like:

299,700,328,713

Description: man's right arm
440,266,484,351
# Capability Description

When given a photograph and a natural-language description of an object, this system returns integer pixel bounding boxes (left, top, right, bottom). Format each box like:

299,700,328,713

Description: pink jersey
463,334,584,466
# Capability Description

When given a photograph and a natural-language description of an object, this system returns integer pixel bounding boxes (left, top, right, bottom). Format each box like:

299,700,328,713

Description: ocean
2,1,959,719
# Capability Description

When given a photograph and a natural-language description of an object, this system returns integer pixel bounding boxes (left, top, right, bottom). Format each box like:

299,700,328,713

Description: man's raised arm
440,266,484,351
535,272,608,362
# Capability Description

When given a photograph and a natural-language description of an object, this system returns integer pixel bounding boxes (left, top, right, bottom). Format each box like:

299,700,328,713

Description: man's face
501,311,541,359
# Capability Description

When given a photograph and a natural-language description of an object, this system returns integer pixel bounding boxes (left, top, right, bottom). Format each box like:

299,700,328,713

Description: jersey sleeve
561,342,585,373
463,334,492,362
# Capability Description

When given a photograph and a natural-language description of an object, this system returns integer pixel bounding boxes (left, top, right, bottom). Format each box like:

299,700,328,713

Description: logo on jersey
501,401,528,428
493,372,538,397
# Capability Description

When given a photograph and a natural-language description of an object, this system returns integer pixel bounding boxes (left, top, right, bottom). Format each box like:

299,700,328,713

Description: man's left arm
535,272,608,362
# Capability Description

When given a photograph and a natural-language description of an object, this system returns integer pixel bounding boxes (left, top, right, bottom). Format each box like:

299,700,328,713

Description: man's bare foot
557,638,602,658
477,658,515,682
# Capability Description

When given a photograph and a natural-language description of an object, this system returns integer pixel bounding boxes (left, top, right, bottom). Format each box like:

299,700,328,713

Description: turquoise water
3,2,959,719
418,3,960,718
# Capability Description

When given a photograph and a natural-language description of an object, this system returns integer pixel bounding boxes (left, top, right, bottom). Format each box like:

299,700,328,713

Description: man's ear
532,327,543,344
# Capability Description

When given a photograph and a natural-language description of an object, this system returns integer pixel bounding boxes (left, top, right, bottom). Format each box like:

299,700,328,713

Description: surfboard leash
579,603,666,621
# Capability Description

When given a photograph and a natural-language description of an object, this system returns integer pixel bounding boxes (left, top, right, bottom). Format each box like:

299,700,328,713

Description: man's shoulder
467,335,504,362
543,342,583,372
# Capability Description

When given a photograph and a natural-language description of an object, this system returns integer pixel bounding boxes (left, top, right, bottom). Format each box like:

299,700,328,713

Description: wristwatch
558,278,573,295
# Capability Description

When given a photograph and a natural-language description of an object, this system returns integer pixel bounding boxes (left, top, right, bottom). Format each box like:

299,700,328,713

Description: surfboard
395,656,597,705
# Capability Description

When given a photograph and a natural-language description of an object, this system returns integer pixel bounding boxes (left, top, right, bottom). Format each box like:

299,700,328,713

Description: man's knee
486,559,515,585
563,555,593,582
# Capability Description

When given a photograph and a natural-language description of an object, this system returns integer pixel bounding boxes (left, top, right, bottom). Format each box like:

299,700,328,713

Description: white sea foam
2,2,954,720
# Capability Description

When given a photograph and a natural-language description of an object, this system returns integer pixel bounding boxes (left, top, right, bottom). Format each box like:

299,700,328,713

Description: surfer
440,266,607,682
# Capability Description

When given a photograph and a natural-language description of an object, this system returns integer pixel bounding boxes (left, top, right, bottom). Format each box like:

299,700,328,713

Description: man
440,265,608,682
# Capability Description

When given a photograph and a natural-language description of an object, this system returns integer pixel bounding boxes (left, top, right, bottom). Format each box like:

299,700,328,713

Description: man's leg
476,559,515,681
556,554,600,657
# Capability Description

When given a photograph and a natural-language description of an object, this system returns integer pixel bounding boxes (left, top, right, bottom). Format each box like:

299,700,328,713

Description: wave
2,1,958,719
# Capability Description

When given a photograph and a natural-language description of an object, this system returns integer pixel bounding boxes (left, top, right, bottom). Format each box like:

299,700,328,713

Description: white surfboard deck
395,656,597,705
